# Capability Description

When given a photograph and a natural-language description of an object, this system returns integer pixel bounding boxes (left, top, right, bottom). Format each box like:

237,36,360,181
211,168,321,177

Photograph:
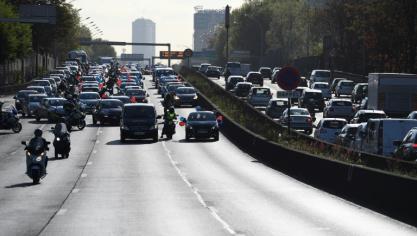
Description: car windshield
101,100,123,108
124,106,155,119
341,81,353,86
49,99,66,106
304,92,322,98
331,101,352,106
290,109,309,115
253,88,271,96
80,93,100,99
323,120,346,129
176,88,195,94
314,84,328,89
126,90,145,96
157,70,174,76
17,91,33,98
29,96,45,102
82,77,96,82
188,112,216,121
315,71,330,77
168,85,183,92
237,84,252,90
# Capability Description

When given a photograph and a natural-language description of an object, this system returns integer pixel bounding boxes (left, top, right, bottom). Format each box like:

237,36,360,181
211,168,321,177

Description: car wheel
120,133,126,143
214,132,219,141
153,132,158,142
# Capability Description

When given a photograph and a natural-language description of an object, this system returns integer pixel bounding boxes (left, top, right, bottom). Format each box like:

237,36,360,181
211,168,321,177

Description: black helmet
169,106,175,113
34,129,43,137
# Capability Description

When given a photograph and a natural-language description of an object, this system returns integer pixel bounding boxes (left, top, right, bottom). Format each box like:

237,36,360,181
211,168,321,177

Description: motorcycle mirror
21,141,26,145
156,115,162,119
46,141,51,145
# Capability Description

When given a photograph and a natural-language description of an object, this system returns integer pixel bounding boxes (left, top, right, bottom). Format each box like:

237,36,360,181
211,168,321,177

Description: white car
323,99,354,120
247,87,272,107
309,70,330,84
311,82,331,99
314,118,347,143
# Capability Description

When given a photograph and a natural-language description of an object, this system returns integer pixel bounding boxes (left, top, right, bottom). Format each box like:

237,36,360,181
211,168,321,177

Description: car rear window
101,100,123,108
124,106,155,119
331,101,352,106
126,90,145,96
238,84,252,90
359,113,387,121
272,101,288,107
80,93,100,99
315,71,330,77
323,120,346,129
341,81,353,86
29,96,45,102
253,88,271,96
49,99,67,106
314,83,328,89
304,92,322,98
290,109,309,115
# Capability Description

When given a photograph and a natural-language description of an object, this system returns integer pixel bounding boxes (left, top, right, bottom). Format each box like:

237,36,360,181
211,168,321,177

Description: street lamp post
245,14,264,67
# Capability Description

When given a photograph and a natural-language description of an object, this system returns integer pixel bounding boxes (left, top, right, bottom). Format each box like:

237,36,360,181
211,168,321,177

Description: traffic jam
197,62,417,161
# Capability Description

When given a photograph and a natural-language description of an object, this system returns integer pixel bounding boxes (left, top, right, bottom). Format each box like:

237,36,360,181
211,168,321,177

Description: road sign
120,53,144,61
160,51,184,59
183,49,193,58
276,66,301,91
19,5,56,24
276,91,301,98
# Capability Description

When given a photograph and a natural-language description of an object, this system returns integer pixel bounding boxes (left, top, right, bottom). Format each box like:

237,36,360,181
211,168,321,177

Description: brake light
412,144,417,149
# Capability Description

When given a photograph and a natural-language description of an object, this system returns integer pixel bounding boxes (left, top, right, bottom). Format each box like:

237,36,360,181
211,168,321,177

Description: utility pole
225,5,230,63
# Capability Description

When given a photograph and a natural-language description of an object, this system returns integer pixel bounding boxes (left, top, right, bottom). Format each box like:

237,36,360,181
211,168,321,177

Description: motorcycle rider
26,129,49,172
163,92,175,113
161,106,177,139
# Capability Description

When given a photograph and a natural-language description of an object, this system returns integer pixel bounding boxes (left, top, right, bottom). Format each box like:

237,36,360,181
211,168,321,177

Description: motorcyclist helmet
169,106,175,113
34,129,43,137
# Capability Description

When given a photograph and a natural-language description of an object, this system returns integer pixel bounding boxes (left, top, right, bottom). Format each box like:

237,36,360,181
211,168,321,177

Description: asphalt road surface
0,76,416,235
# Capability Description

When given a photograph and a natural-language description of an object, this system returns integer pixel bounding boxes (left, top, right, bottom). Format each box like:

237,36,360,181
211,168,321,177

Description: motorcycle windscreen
27,138,45,155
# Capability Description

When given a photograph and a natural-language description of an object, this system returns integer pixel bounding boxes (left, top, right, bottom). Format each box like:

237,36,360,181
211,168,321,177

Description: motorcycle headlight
174,96,180,100
56,137,61,141
36,156,42,162
122,125,129,130
26,151,31,156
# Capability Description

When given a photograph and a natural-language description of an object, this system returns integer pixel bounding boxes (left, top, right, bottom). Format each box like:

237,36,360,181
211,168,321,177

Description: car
30,80,53,96
298,89,325,112
335,80,354,97
393,128,417,161
336,123,361,147
350,122,368,150
246,71,263,86
205,66,221,78
351,83,368,103
153,67,175,82
14,90,38,115
108,95,131,104
41,78,58,94
311,82,331,99
35,97,67,122
199,63,211,74
81,76,99,84
291,86,309,104
125,89,148,103
330,78,346,94
280,107,313,134
81,85,100,93
92,99,124,125
231,82,253,98
259,67,272,79
350,110,387,124
120,103,159,142
185,111,219,141
25,94,48,117
157,75,178,92
247,87,272,107
354,97,368,112
314,118,348,143
79,92,101,114
26,86,46,96
265,98,288,119
226,76,244,91
162,82,184,98
407,111,417,120
323,99,354,120
174,87,198,107
119,82,138,94
310,70,330,84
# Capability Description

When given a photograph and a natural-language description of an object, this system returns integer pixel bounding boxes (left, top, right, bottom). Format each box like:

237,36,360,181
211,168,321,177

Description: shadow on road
5,182,34,188
175,138,217,143
106,139,156,145
28,120,48,125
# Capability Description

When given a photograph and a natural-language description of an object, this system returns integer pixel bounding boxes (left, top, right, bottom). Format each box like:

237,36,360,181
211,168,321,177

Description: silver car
323,99,353,120
247,87,272,107
26,94,48,117
335,80,354,97
311,82,331,99
280,107,313,134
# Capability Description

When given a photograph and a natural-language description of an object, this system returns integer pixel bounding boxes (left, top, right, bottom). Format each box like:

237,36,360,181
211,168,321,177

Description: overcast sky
73,0,245,55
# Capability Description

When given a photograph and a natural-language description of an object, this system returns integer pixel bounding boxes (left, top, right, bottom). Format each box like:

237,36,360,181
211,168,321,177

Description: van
120,104,159,142
361,119,417,156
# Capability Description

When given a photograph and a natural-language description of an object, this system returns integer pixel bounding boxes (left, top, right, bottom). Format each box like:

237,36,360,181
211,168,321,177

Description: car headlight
193,95,198,99
187,125,193,130
56,137,61,141
36,156,42,162
174,96,180,100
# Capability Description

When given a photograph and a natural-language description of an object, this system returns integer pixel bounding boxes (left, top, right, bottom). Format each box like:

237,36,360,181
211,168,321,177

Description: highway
0,76,416,235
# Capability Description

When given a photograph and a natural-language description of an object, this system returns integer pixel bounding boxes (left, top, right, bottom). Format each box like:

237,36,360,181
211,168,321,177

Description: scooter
0,111,22,133
52,123,71,159
21,139,50,184
63,110,86,131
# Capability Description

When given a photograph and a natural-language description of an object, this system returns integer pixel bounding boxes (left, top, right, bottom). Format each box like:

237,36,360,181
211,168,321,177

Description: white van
361,119,417,156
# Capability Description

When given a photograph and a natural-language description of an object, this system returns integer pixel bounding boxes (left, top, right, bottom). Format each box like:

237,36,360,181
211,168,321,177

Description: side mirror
13,96,17,99
21,141,27,145
46,141,51,145
156,115,162,119
393,140,402,146
312,117,317,122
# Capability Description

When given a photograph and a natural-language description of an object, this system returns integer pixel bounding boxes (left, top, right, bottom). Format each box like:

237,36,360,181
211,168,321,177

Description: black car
226,76,244,91
231,82,252,98
174,87,198,107
265,98,288,119
185,111,219,141
246,71,263,86
259,67,272,79
14,90,38,115
393,128,417,161
35,98,67,122
205,66,221,79
92,99,123,125
298,89,325,111
79,92,101,114
109,95,131,104
120,103,158,142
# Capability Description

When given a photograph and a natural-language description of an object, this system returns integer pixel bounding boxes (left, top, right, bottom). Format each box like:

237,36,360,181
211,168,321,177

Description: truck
224,62,242,78
361,118,417,156
240,63,251,77
367,73,417,117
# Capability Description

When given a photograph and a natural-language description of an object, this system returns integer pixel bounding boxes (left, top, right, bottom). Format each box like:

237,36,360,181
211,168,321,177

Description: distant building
193,8,224,51
132,18,156,60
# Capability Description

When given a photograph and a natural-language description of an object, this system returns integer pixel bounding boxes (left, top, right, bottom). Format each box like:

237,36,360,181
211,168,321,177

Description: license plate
134,132,145,135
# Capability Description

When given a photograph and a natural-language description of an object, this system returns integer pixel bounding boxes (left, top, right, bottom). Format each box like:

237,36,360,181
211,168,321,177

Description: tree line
209,0,417,74
0,0,115,64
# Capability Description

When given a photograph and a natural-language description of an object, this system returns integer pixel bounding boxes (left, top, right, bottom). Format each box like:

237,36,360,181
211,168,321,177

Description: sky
72,0,245,56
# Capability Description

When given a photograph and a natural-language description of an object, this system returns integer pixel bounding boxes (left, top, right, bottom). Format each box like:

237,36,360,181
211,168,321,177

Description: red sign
276,66,301,91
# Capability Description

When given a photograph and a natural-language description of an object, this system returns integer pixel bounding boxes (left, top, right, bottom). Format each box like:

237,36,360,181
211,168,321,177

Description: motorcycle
63,110,86,131
0,110,22,133
21,139,50,184
162,119,176,139
52,123,71,159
